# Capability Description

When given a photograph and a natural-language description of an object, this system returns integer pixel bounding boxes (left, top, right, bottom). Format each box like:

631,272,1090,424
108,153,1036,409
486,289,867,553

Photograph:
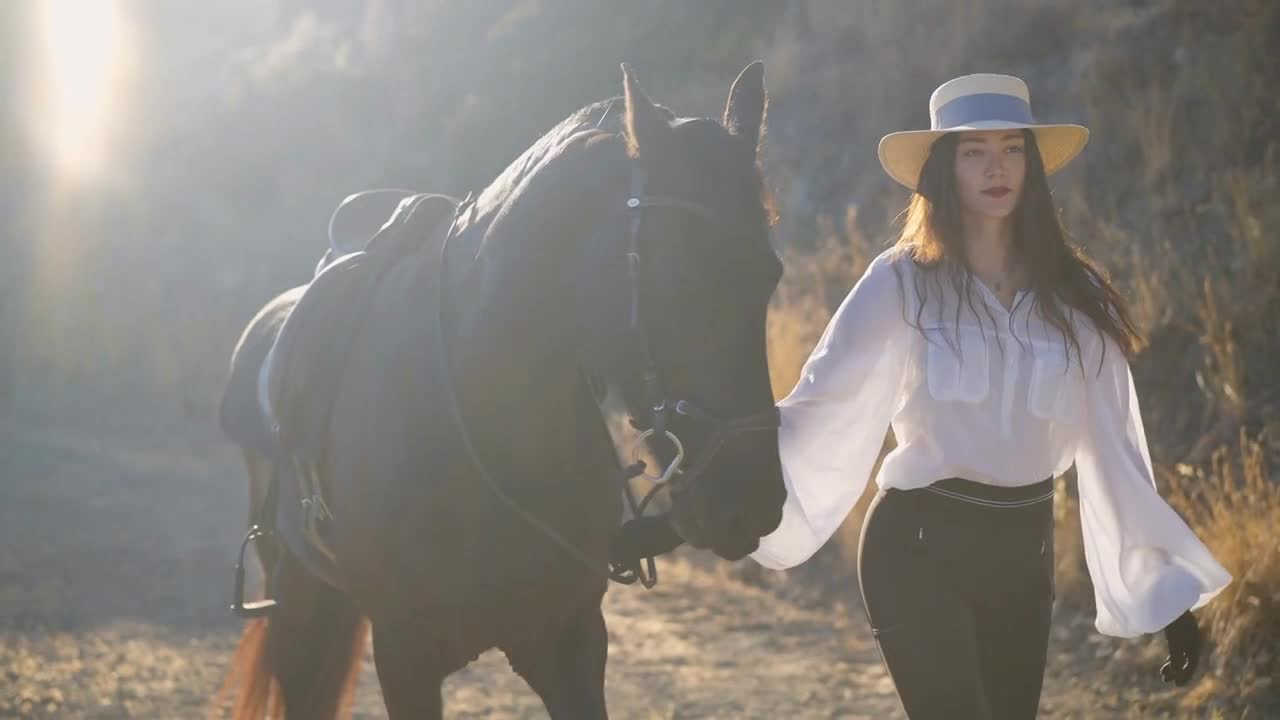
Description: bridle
605,162,781,583
436,140,779,590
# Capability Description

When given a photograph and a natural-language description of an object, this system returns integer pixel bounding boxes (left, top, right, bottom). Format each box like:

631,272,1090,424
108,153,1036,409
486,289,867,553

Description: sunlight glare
38,0,126,180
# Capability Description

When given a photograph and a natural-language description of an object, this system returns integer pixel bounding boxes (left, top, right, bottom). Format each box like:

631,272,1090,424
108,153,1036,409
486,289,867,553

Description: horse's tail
211,446,368,720
211,550,368,719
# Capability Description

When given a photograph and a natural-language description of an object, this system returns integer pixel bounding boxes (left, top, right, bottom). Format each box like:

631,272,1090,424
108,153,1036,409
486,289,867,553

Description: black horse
214,63,785,719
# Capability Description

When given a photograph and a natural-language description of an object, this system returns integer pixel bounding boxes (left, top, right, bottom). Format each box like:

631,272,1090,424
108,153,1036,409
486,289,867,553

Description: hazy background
2,1,1276,717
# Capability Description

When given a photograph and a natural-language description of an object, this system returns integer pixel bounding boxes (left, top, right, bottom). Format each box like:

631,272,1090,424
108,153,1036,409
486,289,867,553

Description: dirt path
0,561,1198,720
0,558,902,719
0,415,902,719
0,413,1217,718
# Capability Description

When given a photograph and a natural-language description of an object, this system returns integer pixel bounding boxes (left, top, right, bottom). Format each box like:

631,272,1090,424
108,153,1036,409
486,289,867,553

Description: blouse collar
970,274,1031,315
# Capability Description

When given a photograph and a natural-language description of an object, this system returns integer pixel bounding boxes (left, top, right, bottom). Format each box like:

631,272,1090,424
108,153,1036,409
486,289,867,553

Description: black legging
858,477,1056,720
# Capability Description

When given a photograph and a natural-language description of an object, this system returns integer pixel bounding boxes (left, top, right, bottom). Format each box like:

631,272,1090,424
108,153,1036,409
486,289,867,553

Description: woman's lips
982,187,1012,198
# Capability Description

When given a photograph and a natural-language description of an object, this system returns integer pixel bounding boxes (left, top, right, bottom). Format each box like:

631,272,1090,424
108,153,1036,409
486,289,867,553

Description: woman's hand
1160,610,1201,686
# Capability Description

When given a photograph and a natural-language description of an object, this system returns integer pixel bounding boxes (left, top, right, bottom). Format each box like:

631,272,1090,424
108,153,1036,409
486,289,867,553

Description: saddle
258,192,460,587
312,188,424,275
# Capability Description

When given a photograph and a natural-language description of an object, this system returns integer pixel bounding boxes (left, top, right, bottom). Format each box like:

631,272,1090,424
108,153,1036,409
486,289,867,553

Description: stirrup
231,524,279,618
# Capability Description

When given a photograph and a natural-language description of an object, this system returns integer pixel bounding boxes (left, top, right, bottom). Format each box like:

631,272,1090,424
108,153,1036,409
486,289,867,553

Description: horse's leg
504,601,609,719
371,621,446,720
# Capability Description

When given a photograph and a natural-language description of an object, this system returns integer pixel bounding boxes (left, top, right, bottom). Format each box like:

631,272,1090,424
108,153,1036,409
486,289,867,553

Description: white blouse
751,249,1231,638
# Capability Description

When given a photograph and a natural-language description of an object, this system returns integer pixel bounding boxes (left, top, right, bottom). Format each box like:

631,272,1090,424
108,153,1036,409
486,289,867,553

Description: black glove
609,515,684,569
1160,610,1201,686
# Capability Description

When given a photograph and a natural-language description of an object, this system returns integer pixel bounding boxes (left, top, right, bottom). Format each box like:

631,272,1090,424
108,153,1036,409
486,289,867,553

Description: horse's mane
472,97,676,218
443,94,682,346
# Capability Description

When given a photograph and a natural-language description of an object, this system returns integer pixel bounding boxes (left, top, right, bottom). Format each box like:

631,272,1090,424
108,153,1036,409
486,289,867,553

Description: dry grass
766,205,872,402
1165,430,1280,699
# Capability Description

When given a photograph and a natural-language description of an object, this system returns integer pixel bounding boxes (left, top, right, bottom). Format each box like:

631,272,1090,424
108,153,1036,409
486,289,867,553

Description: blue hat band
933,93,1034,129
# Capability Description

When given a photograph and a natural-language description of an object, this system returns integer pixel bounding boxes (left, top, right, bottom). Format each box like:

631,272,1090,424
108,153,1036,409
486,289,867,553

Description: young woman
750,74,1231,718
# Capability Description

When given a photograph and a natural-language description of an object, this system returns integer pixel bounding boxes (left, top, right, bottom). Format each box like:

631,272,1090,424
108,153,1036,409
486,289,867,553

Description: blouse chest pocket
1027,341,1083,422
923,326,989,404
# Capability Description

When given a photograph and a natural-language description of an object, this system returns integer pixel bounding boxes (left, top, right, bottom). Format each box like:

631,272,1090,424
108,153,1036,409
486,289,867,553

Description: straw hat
877,73,1090,190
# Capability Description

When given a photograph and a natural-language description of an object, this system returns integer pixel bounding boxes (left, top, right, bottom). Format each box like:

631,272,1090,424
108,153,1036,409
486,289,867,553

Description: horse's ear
723,61,767,154
621,63,666,158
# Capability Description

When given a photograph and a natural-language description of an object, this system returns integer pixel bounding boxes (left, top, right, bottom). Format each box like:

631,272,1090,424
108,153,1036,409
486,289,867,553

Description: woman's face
953,130,1026,220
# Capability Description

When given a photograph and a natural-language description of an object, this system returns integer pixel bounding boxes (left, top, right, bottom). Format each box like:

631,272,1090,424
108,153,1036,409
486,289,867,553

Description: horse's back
219,285,306,454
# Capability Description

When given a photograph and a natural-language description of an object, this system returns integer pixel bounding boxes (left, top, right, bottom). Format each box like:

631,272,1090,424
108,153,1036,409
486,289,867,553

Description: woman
750,74,1231,718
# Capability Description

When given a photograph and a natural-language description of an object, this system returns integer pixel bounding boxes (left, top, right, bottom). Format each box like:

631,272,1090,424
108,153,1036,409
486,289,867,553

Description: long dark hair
892,129,1142,370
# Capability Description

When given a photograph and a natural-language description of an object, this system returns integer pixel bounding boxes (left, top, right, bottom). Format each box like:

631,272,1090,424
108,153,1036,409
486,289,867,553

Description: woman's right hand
1159,610,1201,686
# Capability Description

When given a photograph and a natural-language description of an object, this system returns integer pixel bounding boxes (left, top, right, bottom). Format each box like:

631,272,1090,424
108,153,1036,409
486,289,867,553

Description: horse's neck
452,134,626,479
460,132,623,351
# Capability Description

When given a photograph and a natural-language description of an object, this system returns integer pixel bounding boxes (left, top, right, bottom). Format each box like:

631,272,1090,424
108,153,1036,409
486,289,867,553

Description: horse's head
577,63,785,561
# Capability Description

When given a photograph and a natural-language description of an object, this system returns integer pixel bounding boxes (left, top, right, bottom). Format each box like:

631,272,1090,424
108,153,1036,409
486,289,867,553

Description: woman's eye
963,148,982,157
1006,145,1025,154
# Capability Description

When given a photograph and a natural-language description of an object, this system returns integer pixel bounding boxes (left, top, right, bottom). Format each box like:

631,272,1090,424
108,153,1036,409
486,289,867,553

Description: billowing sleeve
1074,330,1231,637
751,251,910,570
